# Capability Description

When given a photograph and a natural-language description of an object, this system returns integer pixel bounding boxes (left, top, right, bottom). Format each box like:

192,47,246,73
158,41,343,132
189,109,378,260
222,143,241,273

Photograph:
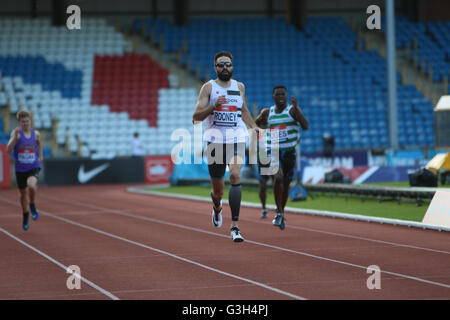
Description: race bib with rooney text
213,105,238,127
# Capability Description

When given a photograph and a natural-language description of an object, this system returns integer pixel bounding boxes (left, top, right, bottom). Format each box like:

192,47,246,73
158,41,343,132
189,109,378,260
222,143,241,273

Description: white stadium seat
1,18,202,157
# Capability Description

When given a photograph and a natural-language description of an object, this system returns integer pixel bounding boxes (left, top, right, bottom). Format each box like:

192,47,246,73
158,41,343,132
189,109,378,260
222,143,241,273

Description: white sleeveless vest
204,79,248,144
267,105,300,151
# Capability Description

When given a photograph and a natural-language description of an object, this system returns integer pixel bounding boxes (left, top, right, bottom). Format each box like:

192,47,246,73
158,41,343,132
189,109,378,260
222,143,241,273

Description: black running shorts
206,142,246,179
278,149,297,182
16,168,40,190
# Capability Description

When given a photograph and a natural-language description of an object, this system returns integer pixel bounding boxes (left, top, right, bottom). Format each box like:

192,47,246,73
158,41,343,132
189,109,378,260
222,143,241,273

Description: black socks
210,192,221,213
23,211,29,223
229,184,242,222
211,185,241,221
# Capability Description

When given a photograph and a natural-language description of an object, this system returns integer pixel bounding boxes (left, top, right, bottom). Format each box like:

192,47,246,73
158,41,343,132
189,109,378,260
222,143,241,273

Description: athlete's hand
254,126,264,137
214,95,228,108
13,127,20,140
291,96,298,108
291,96,303,112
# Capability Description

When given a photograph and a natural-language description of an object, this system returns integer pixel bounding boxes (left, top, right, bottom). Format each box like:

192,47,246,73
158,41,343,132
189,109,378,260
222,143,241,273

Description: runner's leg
273,169,285,214
27,176,38,205
27,175,39,220
19,188,28,215
228,162,242,229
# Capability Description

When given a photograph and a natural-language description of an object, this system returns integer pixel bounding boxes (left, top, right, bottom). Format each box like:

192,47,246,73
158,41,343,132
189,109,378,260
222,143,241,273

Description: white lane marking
0,226,119,300
0,194,305,300
33,195,450,290
129,188,450,232
40,210,307,300
44,193,450,255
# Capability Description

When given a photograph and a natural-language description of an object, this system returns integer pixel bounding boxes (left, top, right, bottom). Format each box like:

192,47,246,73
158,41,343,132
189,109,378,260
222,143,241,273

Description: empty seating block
0,55,82,98
382,16,450,83
135,16,437,152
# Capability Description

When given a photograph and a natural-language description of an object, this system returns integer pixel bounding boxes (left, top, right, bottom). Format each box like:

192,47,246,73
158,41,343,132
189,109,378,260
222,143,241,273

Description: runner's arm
238,82,257,130
290,97,309,130
255,108,269,128
6,128,20,153
36,130,43,162
192,82,214,123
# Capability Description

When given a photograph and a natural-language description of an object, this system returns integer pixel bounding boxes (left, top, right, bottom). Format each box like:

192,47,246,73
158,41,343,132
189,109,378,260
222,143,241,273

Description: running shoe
261,209,268,219
211,207,223,228
272,212,286,230
279,216,286,230
22,212,29,231
30,204,39,221
210,193,222,228
230,227,244,242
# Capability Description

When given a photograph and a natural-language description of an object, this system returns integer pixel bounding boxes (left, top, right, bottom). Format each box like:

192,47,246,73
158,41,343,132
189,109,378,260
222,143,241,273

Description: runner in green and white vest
255,85,309,230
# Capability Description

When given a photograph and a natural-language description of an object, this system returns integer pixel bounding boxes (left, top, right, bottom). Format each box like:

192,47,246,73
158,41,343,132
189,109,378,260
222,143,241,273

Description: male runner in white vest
255,85,309,230
192,51,259,242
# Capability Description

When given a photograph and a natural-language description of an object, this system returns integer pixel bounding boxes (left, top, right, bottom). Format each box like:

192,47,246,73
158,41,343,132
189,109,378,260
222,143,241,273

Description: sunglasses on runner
215,62,233,68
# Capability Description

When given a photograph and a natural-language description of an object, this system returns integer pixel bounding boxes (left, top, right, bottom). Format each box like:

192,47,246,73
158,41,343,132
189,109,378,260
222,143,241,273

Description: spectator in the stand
131,132,144,157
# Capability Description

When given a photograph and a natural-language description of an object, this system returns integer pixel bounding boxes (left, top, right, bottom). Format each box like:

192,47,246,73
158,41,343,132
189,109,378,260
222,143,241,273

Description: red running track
0,184,449,300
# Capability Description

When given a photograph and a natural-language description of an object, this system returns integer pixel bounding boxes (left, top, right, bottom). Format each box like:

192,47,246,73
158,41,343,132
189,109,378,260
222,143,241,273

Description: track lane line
29,194,450,290
40,210,307,300
0,196,306,300
43,191,450,255
0,226,120,300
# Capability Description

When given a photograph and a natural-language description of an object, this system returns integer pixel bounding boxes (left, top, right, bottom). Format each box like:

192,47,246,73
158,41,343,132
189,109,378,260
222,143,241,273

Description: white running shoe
211,207,222,228
211,193,222,228
230,227,244,242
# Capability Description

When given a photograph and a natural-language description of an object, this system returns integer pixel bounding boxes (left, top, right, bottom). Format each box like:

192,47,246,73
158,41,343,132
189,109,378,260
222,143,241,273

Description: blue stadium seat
134,16,439,152
0,55,82,98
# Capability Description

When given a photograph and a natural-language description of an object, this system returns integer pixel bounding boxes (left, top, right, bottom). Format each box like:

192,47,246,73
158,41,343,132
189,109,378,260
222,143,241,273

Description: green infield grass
147,183,441,222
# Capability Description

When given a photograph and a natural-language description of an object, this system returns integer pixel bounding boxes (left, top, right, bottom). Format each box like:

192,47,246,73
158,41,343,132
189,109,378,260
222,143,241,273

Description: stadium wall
0,0,401,17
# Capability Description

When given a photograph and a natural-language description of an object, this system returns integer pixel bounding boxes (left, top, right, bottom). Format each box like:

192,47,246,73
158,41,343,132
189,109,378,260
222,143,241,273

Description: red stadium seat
92,54,169,127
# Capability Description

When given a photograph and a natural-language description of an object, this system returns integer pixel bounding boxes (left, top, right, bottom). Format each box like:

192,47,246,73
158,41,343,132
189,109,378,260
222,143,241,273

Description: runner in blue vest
255,86,309,230
7,110,43,231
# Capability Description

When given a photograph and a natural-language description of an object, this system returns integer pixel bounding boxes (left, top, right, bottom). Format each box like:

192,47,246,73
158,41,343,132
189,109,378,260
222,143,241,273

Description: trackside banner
301,151,369,168
302,165,420,184
145,156,174,184
44,157,145,186
0,145,12,188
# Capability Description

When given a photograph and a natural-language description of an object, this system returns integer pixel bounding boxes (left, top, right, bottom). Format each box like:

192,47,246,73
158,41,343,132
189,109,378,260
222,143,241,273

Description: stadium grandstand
0,0,448,182
1,0,450,304
1,2,448,163
133,15,442,152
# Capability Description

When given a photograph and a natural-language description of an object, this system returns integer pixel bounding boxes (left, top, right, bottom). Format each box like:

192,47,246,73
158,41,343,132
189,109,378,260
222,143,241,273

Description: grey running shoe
272,212,286,230
261,209,268,219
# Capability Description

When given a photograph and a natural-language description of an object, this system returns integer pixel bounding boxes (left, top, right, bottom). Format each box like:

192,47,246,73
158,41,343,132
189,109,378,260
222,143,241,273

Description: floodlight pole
386,0,399,150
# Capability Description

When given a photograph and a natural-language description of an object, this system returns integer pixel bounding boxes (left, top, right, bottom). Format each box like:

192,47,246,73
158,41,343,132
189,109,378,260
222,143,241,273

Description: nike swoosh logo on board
77,163,110,184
